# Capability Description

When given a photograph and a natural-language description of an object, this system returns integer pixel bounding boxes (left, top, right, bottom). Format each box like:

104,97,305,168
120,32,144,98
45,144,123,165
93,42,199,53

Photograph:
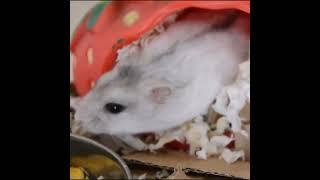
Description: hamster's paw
117,135,148,151
148,136,177,151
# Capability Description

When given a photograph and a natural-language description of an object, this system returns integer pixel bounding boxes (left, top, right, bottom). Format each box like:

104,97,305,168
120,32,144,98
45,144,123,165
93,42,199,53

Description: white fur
75,13,249,135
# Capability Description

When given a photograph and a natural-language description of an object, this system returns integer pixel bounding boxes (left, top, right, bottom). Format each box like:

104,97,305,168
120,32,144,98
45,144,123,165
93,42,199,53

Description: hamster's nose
74,110,88,123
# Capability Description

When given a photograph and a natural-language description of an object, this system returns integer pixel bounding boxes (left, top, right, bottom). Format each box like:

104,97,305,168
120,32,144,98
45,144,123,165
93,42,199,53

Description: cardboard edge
123,156,250,180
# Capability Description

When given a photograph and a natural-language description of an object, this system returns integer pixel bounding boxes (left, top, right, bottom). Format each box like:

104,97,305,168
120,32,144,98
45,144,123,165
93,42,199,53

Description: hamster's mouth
134,132,158,145
71,114,102,135
83,117,106,133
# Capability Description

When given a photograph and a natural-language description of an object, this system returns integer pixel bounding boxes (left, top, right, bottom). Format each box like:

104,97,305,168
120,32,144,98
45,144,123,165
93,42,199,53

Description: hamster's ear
140,77,174,104
142,78,173,104
150,86,172,104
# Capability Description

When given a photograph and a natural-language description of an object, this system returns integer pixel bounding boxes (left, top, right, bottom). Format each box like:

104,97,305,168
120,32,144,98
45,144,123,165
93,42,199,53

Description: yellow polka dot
123,10,139,26
91,81,95,88
72,60,76,70
71,53,77,68
87,48,94,65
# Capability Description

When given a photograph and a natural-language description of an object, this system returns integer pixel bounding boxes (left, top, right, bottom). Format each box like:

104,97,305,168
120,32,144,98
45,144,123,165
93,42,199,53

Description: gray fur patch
116,65,141,86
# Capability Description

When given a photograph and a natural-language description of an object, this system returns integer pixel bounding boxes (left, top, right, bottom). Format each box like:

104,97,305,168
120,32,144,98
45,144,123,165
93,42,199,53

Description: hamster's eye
104,103,126,114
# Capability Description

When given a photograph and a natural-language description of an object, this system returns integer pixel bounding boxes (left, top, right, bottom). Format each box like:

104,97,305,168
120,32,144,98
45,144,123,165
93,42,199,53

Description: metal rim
70,133,132,179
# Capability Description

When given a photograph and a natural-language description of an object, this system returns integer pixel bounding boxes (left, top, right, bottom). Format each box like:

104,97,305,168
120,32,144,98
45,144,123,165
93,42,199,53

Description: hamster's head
75,65,176,135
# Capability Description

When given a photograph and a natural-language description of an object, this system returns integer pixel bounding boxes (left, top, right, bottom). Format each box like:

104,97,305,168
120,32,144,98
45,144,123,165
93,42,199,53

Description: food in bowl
70,166,88,179
70,154,125,180
70,134,131,179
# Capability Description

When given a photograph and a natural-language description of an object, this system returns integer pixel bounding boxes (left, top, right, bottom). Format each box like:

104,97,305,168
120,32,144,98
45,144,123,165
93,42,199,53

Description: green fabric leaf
87,1,109,29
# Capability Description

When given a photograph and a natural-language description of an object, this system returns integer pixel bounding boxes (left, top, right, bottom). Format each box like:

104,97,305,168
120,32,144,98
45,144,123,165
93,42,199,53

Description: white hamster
75,11,249,135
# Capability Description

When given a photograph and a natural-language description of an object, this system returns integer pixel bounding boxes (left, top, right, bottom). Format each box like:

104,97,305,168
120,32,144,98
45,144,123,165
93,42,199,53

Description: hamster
75,12,249,135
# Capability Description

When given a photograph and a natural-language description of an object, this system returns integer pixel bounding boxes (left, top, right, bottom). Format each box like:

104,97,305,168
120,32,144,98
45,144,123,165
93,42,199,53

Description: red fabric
224,130,235,149
164,139,190,151
71,1,250,96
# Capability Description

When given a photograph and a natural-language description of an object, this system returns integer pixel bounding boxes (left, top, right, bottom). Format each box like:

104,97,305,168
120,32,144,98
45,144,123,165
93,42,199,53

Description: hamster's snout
74,106,95,125
74,111,102,133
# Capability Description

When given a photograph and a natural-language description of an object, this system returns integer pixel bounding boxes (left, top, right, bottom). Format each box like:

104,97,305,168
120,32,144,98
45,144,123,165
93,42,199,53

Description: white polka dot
87,48,94,65
123,10,139,26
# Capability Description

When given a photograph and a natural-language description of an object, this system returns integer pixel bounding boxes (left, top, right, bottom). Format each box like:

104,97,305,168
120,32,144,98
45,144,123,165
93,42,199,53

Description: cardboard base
123,150,250,179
